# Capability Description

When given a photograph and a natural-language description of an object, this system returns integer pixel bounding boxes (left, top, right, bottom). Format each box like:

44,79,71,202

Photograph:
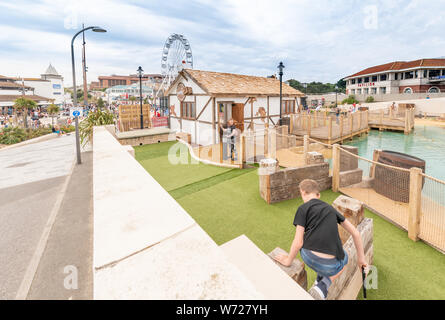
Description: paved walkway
0,135,75,189
0,134,92,300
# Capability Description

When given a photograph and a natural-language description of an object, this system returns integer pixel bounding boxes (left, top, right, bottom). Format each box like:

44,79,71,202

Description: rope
338,147,411,172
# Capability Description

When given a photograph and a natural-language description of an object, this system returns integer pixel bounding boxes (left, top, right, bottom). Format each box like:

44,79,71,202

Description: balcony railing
429,75,445,82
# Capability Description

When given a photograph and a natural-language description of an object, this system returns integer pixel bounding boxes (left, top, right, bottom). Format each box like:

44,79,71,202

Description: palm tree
13,97,37,128
47,104,60,127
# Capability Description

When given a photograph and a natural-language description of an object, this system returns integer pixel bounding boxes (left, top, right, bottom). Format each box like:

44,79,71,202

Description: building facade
105,83,153,103
0,75,50,114
167,69,303,146
12,64,65,106
345,59,445,96
93,74,163,90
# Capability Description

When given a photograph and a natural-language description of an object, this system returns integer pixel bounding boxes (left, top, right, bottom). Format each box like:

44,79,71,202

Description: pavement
0,134,93,300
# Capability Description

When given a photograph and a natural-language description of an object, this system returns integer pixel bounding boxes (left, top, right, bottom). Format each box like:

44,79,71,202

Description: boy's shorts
300,248,348,278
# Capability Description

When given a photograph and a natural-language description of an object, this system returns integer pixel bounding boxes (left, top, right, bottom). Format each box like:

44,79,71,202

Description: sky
0,0,445,87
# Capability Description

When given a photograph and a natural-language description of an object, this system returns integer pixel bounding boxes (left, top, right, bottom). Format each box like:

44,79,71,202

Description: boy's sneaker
310,281,328,300
314,274,323,286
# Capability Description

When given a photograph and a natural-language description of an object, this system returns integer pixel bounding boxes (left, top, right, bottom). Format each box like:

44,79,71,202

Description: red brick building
91,74,163,90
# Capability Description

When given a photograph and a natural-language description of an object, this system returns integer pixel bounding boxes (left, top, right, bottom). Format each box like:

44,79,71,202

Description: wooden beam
196,97,212,120
212,97,216,144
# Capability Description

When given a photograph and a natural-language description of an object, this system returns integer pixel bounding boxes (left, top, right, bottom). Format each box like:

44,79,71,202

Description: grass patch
136,142,232,191
136,141,445,300
169,168,255,199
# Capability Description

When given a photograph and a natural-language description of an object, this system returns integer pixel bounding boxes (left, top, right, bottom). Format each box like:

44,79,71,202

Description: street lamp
335,85,339,107
277,62,285,124
71,25,107,165
137,66,144,129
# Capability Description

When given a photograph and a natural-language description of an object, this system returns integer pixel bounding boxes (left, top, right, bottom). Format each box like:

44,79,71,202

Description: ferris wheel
161,33,193,87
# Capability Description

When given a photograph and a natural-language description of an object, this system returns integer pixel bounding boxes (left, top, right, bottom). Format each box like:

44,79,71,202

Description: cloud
0,0,444,86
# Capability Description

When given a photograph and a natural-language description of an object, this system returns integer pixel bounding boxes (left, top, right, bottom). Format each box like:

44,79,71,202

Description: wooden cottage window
181,102,196,119
282,100,296,114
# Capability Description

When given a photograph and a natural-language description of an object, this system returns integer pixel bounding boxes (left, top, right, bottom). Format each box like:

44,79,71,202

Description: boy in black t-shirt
274,179,368,300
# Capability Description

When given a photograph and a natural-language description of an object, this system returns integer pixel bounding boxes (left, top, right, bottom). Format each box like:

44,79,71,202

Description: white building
345,58,445,96
0,75,51,113
106,83,153,103
167,69,304,146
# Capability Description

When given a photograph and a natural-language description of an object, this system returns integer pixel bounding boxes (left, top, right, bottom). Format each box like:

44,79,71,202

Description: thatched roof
170,69,303,97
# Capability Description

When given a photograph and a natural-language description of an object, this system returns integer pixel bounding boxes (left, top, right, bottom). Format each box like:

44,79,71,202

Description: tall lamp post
71,26,107,165
335,85,339,107
137,66,144,129
277,62,285,124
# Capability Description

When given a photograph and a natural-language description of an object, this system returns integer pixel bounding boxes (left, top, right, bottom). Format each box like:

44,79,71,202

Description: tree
47,104,60,127
13,97,37,128
287,79,346,94
97,97,105,110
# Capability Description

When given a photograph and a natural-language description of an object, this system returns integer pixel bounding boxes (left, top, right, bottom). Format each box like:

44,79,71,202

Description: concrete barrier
93,126,263,299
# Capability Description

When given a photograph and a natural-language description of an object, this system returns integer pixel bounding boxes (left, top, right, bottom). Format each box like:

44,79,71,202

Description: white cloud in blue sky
0,0,444,86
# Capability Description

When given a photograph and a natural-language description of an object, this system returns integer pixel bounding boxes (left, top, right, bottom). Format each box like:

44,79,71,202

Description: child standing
274,179,368,300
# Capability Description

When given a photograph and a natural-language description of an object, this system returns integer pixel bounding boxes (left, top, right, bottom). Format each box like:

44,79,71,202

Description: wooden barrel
372,151,425,203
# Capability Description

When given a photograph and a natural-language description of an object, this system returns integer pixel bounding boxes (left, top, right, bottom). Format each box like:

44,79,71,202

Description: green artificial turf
136,141,445,300
135,142,232,191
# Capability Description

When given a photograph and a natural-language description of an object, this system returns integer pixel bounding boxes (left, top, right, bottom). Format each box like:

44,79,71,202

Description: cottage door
232,103,244,132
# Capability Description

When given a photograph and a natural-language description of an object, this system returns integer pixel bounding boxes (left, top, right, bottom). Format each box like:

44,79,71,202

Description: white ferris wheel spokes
161,34,193,87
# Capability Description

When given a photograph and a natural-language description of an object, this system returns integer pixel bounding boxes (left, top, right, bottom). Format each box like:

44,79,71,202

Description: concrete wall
351,92,445,104
344,97,445,116
92,126,263,299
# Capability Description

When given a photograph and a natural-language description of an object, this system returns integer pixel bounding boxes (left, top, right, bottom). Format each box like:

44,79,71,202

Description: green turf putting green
136,141,445,300
135,142,232,191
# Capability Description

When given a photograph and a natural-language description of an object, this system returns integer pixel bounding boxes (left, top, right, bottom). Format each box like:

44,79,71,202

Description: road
0,134,93,300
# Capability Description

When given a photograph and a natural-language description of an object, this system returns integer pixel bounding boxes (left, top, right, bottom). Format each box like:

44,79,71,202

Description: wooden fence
290,111,369,144
117,104,151,132
368,106,415,134
330,144,445,253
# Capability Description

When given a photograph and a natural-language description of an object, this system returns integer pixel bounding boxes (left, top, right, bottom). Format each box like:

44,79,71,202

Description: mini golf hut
166,69,304,146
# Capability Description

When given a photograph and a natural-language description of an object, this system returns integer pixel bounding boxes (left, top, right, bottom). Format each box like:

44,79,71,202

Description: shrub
341,95,359,105
79,109,115,146
0,127,27,144
365,96,375,103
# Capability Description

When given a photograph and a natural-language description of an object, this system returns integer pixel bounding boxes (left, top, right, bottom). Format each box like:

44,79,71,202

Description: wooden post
264,126,269,157
303,135,309,165
369,149,382,178
380,109,384,126
328,116,333,144
253,130,257,163
408,167,423,241
359,111,362,129
308,115,312,136
340,115,344,141
349,113,353,137
332,144,341,192
404,109,410,134
240,134,246,167
290,114,294,134
324,112,327,127
365,110,369,128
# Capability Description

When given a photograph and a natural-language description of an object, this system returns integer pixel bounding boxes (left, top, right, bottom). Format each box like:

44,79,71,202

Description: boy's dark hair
299,179,320,195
